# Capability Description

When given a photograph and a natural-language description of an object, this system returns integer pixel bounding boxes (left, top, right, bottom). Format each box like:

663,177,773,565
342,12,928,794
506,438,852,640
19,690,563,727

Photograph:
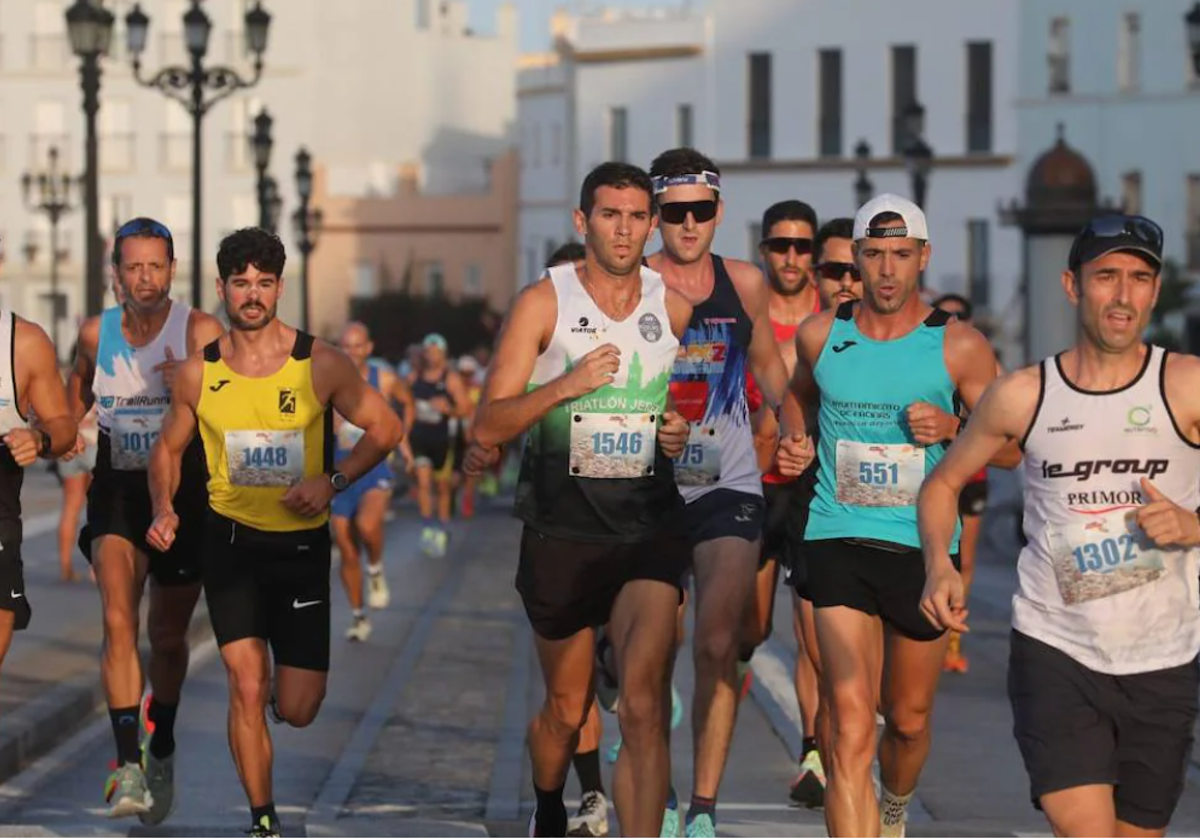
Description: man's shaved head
339,320,374,366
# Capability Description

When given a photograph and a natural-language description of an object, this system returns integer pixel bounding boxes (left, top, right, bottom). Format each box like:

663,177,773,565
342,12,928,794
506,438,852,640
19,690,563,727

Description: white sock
880,785,912,835
367,563,383,576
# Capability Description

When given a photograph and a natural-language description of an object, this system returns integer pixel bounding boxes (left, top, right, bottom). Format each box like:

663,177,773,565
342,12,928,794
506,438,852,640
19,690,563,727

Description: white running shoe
345,613,372,642
105,762,152,819
567,791,609,837
367,567,390,609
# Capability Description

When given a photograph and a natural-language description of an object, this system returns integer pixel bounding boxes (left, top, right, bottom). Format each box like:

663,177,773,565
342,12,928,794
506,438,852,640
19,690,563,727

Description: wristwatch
329,471,350,493
35,429,51,458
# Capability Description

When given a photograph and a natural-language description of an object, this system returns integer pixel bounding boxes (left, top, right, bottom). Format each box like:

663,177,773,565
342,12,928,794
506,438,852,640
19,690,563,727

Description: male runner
919,213,1200,838
930,292,985,674
813,218,862,312
408,333,469,557
646,148,808,838
67,217,224,823
791,194,1005,837
469,162,693,838
146,227,402,837
333,321,415,641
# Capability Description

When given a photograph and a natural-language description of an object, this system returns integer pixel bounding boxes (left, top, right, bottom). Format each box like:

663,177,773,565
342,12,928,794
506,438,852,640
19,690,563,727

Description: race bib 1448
225,429,305,487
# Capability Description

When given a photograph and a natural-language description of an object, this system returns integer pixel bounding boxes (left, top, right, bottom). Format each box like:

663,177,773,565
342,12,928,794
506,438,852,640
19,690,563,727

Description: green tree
1146,259,1192,351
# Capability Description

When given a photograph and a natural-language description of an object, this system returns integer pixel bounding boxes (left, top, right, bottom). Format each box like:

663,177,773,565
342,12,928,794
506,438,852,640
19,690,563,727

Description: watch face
332,473,349,491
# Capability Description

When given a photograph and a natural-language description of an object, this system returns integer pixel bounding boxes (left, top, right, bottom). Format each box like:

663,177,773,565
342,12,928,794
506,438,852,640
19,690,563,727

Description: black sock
109,706,141,766
148,698,178,760
572,749,604,796
251,802,278,828
802,736,818,757
533,783,567,836
737,645,755,663
688,794,717,823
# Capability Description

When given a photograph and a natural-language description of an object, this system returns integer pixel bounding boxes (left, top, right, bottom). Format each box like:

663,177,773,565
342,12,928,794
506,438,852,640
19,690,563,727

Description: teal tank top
805,302,961,551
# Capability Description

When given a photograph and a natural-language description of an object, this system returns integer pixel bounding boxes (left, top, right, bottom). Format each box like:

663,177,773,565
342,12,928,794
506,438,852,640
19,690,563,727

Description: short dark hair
545,241,586,269
579,162,655,218
761,201,818,239
216,227,287,281
933,293,973,321
869,211,905,227
112,217,174,266
814,218,855,263
648,147,720,183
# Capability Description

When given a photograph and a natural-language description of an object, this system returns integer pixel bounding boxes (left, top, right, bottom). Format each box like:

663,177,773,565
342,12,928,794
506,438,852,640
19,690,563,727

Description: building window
425,261,445,297
464,264,484,298
1049,17,1071,94
677,104,694,148
966,41,992,154
967,219,990,308
100,99,135,173
1121,171,1143,214
1117,13,1140,92
608,107,628,162
1187,175,1200,270
32,100,67,170
748,222,763,262
891,45,917,154
32,0,69,71
748,53,772,159
355,262,378,297
818,49,842,158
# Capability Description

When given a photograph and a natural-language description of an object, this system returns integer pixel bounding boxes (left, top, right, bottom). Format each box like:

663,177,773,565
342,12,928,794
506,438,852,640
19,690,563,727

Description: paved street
2,469,1200,836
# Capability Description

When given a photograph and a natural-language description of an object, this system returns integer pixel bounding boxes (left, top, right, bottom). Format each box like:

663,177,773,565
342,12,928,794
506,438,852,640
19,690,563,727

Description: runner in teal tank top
788,194,1009,838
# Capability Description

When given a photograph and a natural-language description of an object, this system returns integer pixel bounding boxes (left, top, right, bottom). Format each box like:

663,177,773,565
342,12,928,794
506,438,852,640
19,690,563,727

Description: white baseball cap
853,193,929,242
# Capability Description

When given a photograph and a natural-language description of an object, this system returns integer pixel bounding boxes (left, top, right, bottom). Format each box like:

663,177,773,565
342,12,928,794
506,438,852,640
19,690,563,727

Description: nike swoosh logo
10,590,21,599
292,599,322,609
209,379,231,392
831,341,857,354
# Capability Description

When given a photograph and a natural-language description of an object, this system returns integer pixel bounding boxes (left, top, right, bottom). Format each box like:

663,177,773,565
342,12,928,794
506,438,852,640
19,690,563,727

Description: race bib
1048,509,1166,606
568,413,656,479
414,399,443,425
674,424,721,487
835,440,925,507
225,430,305,487
336,421,365,452
110,412,164,471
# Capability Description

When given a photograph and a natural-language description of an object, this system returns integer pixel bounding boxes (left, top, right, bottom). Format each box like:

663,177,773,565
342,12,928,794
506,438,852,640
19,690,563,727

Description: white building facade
517,0,1024,356
0,0,517,346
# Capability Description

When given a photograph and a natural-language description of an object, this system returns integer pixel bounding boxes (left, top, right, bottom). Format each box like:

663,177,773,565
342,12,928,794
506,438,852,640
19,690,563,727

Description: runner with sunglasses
813,218,862,310
67,217,225,823
646,148,811,838
792,195,1010,837
919,213,1200,838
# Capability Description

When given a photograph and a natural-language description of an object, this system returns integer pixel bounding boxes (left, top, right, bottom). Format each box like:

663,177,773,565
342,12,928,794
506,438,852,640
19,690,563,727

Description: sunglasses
659,200,718,225
761,237,813,256
115,218,173,241
816,262,861,281
1070,214,1163,264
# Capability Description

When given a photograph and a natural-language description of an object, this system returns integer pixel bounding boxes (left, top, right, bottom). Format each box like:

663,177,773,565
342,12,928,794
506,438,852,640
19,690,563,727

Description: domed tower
999,125,1118,363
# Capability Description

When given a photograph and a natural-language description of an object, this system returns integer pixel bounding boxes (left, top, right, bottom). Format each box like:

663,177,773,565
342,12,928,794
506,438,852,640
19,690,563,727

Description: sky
467,0,688,52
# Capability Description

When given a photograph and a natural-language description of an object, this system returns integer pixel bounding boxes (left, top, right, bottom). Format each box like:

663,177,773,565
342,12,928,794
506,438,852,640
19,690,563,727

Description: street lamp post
124,1,271,311
22,147,80,363
292,148,323,334
250,108,275,230
1186,3,1200,76
901,100,934,211
65,0,115,320
263,176,283,234
853,139,874,208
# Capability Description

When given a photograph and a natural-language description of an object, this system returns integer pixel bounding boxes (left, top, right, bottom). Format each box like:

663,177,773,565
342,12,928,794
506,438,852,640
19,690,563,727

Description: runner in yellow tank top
144,228,403,839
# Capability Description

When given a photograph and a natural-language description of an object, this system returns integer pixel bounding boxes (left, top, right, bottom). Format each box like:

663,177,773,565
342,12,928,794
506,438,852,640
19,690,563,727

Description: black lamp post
292,148,323,333
65,0,115,320
263,175,283,235
853,139,874,208
22,147,80,362
902,100,934,211
125,0,271,311
250,108,275,230
1187,3,1200,77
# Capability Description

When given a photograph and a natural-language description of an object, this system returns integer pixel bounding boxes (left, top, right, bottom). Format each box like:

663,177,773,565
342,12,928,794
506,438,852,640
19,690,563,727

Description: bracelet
35,429,51,458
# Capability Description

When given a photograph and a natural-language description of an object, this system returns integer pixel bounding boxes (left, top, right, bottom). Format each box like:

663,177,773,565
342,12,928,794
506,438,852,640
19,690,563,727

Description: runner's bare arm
789,310,836,433
12,319,76,461
186,310,226,356
445,370,472,419
946,322,1023,468
66,316,100,422
317,344,404,483
148,356,202,518
1161,351,1200,445
664,287,693,341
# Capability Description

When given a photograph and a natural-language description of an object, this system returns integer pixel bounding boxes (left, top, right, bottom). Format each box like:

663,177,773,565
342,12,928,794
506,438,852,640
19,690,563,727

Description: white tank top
0,311,28,435
94,301,191,471
1014,346,1200,675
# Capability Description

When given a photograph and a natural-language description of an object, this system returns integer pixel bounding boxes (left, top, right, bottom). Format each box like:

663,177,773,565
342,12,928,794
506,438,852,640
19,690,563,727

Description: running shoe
248,815,282,837
788,749,826,809
567,791,609,837
346,613,372,642
137,696,174,825
432,528,448,558
660,803,681,838
669,683,683,730
604,736,622,765
266,694,285,725
419,526,436,556
104,762,152,819
684,813,716,838
366,566,391,609
943,631,968,674
737,660,752,700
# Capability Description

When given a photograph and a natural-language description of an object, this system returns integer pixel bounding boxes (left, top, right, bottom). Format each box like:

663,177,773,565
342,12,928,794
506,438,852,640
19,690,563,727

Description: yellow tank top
196,332,331,532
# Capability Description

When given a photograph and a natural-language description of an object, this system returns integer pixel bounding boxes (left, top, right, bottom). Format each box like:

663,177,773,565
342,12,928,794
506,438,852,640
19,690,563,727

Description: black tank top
411,371,453,431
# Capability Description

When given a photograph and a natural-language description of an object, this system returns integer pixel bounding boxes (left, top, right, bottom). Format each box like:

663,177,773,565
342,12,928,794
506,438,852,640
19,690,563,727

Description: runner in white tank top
917,213,1200,836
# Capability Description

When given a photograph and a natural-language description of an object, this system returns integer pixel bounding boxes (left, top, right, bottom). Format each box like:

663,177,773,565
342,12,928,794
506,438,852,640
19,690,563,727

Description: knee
829,694,877,764
150,626,188,660
541,690,589,739
102,603,138,646
228,667,271,716
276,689,324,728
883,706,931,748
693,623,739,671
616,683,665,745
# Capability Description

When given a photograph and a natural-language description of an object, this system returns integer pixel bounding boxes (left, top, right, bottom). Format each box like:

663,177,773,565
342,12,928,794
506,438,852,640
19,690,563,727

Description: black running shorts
0,518,30,630
82,431,206,586
204,510,332,671
959,479,988,517
681,488,765,547
804,537,960,642
516,526,690,641
1008,630,1198,830
409,423,450,470
760,479,815,593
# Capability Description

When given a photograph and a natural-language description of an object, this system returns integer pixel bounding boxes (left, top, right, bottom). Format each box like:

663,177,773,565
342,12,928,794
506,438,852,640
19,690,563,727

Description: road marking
485,620,532,822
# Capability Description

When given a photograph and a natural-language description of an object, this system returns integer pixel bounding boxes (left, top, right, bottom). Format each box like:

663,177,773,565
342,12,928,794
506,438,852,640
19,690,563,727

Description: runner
456,355,484,519
66,217,224,823
58,390,98,583
919,213,1200,838
467,162,693,838
407,333,469,557
333,321,415,642
930,293,985,674
646,148,809,838
791,195,1006,837
146,227,403,838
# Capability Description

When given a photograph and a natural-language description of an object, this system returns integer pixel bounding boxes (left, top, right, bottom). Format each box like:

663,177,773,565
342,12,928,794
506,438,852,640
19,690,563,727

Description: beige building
306,152,518,340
